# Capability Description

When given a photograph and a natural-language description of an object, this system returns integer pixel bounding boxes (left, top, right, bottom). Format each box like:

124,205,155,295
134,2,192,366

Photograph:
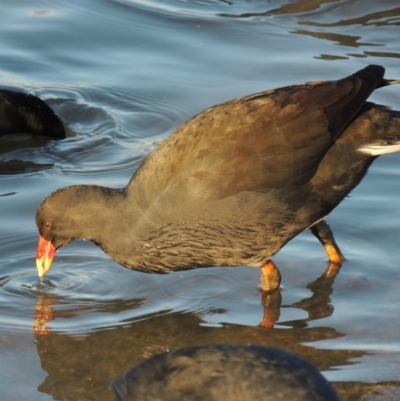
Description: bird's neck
71,185,150,267
58,185,132,242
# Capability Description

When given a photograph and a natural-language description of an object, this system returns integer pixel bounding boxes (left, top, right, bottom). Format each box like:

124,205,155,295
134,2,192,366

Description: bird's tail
357,105,400,156
378,78,400,88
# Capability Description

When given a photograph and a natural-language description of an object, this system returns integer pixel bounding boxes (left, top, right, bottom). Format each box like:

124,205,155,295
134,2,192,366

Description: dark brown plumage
111,344,341,401
0,89,65,138
35,65,400,291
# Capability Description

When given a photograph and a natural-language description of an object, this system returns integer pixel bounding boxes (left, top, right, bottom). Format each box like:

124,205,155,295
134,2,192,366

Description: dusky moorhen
35,65,400,292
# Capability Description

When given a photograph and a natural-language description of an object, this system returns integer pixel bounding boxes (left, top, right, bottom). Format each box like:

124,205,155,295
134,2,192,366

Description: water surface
1,1,400,400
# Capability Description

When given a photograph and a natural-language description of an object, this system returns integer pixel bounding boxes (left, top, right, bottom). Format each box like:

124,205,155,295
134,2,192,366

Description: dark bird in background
0,89,65,139
35,65,400,292
112,344,341,401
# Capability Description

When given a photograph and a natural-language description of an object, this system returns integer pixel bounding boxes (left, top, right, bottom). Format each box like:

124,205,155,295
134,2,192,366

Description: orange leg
310,220,344,265
260,260,281,293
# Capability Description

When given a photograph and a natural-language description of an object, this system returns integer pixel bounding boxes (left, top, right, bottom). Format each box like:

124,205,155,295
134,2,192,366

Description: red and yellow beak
36,236,56,278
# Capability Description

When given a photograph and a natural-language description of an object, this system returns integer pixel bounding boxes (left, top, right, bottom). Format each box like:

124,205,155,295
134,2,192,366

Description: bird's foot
260,260,281,294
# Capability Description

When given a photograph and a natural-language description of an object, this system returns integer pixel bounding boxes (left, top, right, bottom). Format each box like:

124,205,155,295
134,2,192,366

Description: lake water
1,1,400,400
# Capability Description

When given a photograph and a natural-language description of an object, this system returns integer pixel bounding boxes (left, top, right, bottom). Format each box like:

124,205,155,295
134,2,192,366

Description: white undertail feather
386,79,400,86
359,143,400,156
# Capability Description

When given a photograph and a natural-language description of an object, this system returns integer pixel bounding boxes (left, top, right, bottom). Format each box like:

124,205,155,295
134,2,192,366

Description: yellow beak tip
36,256,52,278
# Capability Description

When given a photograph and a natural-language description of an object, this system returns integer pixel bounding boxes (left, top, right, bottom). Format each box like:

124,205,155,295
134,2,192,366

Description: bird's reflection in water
33,295,56,335
32,277,57,335
293,263,341,326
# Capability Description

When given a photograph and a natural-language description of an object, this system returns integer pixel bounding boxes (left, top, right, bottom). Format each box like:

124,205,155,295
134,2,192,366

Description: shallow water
1,0,400,400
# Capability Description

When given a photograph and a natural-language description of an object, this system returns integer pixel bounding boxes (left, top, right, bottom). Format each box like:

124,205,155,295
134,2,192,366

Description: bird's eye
45,222,51,230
